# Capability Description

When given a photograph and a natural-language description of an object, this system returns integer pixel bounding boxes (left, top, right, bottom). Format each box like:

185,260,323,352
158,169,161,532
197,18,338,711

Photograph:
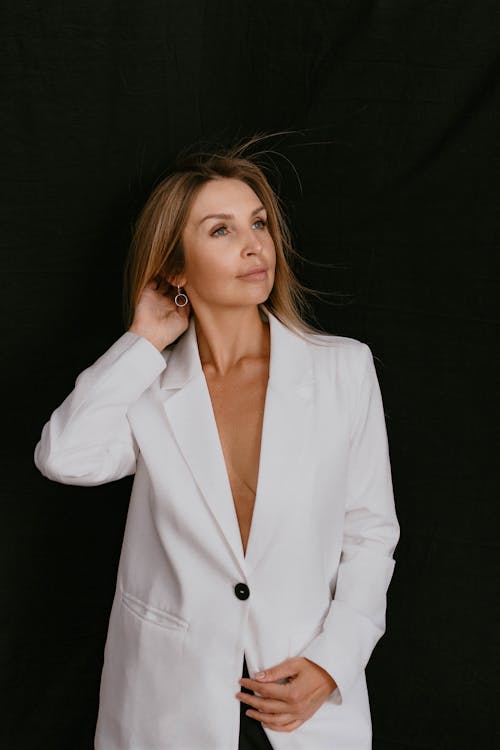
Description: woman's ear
168,276,187,288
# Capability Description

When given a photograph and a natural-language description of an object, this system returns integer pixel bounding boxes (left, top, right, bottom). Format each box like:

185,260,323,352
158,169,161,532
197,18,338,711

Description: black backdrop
2,2,498,748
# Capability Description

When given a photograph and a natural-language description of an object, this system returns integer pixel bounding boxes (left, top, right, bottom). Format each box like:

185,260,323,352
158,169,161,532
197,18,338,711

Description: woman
34,136,400,750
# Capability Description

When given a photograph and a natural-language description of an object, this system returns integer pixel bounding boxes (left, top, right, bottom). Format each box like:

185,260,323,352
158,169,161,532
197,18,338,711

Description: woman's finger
246,708,297,726
263,718,304,732
237,692,287,714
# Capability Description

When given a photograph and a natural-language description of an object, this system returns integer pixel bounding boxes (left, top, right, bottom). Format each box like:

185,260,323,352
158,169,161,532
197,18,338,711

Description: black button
234,583,250,600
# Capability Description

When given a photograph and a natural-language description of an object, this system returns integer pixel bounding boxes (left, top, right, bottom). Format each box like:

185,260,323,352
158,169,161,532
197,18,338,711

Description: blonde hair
122,132,331,341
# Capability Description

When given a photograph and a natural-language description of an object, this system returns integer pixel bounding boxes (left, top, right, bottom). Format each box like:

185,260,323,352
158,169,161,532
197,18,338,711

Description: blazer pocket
121,589,190,633
289,618,324,656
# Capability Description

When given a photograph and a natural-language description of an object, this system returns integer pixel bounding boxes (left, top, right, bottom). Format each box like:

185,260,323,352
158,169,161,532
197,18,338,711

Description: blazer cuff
297,573,394,705
82,331,168,399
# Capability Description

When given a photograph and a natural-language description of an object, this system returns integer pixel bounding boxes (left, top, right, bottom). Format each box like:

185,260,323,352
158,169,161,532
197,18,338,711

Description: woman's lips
238,268,267,280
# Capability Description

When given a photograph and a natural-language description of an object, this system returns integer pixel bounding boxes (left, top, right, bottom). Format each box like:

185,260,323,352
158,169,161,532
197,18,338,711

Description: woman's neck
194,305,270,377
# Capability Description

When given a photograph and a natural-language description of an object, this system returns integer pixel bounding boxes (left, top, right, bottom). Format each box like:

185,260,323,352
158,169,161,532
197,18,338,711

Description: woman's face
179,178,276,312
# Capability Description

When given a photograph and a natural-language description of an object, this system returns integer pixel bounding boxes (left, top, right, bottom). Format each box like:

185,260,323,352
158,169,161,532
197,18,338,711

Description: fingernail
254,671,266,679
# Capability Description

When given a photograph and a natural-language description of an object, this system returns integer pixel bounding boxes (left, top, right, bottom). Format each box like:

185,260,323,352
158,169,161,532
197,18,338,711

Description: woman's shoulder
298,328,372,382
300,328,370,356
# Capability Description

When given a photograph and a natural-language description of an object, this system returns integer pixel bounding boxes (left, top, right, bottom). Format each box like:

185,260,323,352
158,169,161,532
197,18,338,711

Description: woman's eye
211,219,267,237
211,225,228,237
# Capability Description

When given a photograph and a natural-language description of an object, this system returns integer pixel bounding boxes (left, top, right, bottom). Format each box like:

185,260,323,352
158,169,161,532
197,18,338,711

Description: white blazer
34,304,400,750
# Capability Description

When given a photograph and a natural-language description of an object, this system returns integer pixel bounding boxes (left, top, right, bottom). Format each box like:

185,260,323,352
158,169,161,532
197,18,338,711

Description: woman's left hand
235,657,337,733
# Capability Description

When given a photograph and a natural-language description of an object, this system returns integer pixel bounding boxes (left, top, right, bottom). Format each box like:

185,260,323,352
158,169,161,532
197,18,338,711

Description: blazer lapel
158,304,315,574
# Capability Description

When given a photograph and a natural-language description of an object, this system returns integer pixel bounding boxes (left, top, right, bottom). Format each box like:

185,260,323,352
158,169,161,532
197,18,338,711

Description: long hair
122,132,330,341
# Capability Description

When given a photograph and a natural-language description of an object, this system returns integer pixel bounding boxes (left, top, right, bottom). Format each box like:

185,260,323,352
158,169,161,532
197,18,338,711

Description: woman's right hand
128,276,191,351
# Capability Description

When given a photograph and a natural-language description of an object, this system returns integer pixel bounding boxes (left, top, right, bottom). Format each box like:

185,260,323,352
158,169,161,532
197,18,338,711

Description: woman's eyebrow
198,205,266,225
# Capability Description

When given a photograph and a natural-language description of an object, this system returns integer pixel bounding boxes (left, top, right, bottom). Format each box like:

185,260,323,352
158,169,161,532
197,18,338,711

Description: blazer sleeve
298,342,400,704
34,332,167,486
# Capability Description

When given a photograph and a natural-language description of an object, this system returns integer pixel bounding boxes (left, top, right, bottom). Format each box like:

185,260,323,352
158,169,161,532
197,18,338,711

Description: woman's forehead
188,178,262,221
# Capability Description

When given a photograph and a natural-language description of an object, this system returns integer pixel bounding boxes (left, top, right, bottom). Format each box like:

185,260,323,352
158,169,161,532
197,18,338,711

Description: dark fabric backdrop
1,2,498,748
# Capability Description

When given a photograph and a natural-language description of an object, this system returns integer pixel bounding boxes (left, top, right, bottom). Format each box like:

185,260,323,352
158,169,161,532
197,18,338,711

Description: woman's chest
128,364,352,567
202,361,269,553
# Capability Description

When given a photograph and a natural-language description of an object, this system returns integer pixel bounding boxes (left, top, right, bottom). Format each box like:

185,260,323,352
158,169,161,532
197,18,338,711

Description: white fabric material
34,305,400,750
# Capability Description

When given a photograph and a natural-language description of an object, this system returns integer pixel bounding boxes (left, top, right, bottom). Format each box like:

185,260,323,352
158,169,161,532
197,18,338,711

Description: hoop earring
174,285,189,307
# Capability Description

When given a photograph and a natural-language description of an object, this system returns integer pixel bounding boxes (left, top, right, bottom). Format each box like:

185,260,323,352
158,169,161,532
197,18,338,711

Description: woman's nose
242,228,263,252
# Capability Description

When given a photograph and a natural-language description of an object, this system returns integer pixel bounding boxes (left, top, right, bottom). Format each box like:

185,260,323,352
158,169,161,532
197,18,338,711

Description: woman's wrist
128,325,169,352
